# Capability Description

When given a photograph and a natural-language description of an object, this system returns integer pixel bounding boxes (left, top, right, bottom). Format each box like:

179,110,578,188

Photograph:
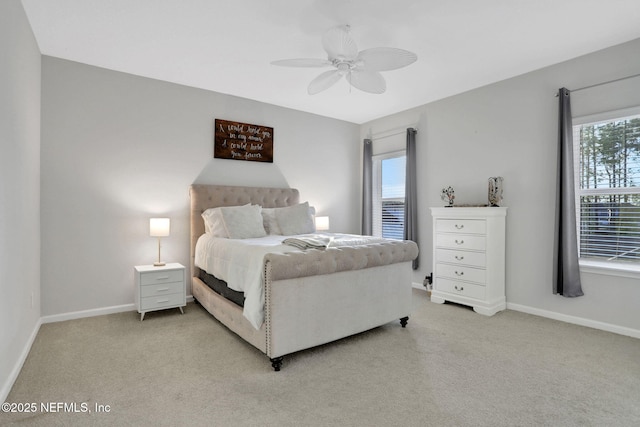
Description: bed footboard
264,262,413,361
192,262,413,371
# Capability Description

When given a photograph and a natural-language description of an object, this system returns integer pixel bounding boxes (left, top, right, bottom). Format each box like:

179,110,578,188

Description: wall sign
214,119,273,163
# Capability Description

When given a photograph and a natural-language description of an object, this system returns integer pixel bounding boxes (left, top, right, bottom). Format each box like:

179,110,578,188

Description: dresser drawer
140,269,184,286
141,281,184,298
436,233,486,251
436,249,486,267
436,219,486,234
436,263,485,284
436,278,485,300
140,292,185,311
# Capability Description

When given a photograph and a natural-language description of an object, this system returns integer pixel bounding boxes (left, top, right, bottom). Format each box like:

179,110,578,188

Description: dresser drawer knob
157,299,170,304
455,271,464,276
454,285,464,291
156,276,170,280
156,287,170,292
455,239,464,245
455,255,464,260
455,224,464,229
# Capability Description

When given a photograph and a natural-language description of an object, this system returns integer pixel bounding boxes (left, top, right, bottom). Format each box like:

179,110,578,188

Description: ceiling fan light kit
272,25,417,95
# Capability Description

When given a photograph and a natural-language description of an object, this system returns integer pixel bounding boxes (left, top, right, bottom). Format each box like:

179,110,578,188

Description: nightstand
134,263,186,321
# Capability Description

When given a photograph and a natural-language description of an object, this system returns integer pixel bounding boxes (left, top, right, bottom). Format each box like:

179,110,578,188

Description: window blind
372,152,406,240
574,112,640,262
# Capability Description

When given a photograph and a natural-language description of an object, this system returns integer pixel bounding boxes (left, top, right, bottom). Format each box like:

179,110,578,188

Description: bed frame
189,184,418,370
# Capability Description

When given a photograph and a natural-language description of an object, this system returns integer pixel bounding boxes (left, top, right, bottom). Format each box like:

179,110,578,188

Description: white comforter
194,233,387,329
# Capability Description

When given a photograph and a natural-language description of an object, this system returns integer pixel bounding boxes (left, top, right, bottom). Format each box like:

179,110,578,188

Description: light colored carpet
3,289,639,426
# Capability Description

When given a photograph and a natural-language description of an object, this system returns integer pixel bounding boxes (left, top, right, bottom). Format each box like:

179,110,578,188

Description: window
372,152,406,240
574,109,640,263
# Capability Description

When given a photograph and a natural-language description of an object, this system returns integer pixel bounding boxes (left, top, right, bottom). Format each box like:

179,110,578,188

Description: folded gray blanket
283,235,333,250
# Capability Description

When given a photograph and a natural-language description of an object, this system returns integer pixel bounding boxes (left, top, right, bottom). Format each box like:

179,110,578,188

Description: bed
189,184,419,370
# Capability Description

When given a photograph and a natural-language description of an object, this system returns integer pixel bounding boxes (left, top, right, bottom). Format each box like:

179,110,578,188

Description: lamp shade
150,218,170,237
315,216,330,231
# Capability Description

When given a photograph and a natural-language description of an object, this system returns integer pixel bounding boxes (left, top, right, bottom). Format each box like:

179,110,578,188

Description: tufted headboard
189,184,300,279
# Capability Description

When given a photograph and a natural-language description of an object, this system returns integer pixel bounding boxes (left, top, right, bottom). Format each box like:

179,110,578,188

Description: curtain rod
556,72,640,96
369,125,418,141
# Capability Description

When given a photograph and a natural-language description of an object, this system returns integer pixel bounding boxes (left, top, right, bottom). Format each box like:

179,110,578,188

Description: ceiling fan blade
271,58,332,68
357,47,417,71
308,70,343,95
322,25,358,61
347,69,386,94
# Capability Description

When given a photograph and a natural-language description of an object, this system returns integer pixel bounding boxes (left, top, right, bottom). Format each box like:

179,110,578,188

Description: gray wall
40,57,360,316
0,0,41,400
362,38,640,335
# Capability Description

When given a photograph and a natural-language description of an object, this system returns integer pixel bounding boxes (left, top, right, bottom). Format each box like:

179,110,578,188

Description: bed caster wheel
270,357,284,371
400,316,409,328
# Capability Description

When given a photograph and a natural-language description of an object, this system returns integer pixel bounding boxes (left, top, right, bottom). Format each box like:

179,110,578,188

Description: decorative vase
488,177,503,207
441,186,455,207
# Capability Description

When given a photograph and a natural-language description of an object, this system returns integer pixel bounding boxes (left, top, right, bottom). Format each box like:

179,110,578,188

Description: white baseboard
41,296,195,324
41,303,136,324
507,302,640,339
1,318,41,403
412,282,427,290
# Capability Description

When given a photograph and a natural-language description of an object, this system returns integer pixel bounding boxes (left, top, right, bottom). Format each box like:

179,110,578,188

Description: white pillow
219,204,267,239
275,202,316,235
201,207,228,237
261,208,282,235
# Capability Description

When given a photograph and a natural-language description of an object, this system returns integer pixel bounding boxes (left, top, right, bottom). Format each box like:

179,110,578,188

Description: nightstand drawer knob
156,276,170,280
455,239,464,245
455,255,464,260
455,224,464,229
455,271,464,276
156,287,170,292
157,299,169,303
454,285,464,291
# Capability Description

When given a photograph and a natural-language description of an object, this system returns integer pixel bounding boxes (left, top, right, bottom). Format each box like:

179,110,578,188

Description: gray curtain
404,128,419,269
553,88,583,297
362,139,373,235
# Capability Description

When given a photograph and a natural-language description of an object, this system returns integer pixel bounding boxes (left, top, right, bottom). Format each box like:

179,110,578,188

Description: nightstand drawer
141,281,184,298
436,219,486,234
436,233,486,251
437,263,485,284
140,269,183,286
437,279,485,300
140,292,185,311
436,249,486,267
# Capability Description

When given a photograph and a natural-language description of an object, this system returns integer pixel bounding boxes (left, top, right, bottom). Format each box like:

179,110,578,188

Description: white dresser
134,263,186,321
430,207,507,316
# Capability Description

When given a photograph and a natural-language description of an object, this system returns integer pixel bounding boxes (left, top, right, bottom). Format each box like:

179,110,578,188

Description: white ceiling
20,0,640,124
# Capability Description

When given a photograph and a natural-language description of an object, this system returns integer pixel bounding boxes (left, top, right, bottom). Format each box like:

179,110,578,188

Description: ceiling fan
271,25,417,95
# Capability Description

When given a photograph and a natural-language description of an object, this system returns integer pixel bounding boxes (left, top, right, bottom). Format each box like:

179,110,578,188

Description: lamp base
153,261,166,267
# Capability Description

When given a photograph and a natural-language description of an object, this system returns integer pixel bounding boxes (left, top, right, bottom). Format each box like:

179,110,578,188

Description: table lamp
315,216,330,231
150,218,170,266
